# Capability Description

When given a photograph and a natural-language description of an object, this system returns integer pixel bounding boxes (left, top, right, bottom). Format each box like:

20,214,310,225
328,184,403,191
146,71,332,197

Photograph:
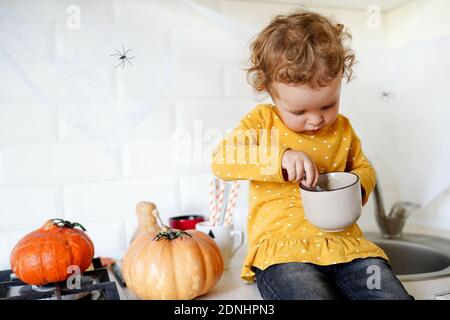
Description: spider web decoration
0,0,256,153
0,0,177,152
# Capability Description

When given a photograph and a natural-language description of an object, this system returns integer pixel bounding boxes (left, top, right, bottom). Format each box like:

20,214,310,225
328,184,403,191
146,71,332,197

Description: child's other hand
281,149,319,187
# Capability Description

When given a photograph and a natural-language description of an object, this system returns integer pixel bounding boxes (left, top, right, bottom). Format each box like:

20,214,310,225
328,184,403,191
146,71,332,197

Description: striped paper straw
209,178,220,226
209,177,220,226
224,181,240,226
208,177,216,222
212,179,226,227
218,182,231,226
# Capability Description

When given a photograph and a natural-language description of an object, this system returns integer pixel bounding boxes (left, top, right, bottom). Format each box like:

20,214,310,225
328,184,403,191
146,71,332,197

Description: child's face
272,74,341,135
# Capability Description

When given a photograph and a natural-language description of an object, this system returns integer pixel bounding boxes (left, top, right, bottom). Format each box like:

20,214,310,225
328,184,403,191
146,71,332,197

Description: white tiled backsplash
1,0,449,270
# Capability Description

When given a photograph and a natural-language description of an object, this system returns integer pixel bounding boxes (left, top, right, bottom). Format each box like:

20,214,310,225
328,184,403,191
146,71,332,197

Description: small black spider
377,91,394,102
110,45,135,69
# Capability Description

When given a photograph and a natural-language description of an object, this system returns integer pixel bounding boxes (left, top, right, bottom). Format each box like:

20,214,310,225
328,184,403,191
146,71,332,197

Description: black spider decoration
50,218,87,231
110,45,135,69
153,229,192,241
377,91,395,102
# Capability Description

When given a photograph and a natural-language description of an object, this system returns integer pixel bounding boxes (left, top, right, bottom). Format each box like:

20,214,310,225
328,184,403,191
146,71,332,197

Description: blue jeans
253,258,414,300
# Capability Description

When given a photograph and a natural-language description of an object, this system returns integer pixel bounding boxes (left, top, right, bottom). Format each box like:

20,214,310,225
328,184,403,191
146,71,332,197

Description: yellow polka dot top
211,104,388,283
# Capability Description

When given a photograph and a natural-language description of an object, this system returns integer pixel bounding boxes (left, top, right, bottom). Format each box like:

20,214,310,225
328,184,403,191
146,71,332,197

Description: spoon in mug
301,177,323,191
282,169,323,191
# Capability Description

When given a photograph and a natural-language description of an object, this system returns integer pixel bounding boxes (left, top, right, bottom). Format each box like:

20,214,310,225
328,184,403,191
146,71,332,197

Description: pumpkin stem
50,218,87,231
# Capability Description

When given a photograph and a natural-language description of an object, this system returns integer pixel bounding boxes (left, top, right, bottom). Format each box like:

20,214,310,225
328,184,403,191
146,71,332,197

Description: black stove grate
0,258,120,300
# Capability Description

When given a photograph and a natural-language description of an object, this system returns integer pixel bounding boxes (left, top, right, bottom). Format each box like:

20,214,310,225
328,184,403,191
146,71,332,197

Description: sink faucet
373,180,420,239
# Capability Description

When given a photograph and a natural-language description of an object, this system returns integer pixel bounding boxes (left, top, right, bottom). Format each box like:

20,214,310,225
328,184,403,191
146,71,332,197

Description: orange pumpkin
122,202,224,300
10,219,95,285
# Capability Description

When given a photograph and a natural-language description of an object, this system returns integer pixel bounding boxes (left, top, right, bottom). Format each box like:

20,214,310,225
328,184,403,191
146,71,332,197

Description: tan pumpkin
129,201,160,243
122,202,223,300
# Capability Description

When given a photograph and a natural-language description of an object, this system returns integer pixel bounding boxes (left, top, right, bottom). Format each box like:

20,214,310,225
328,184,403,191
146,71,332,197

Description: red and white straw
209,177,241,227
212,180,226,226
224,181,240,226
208,177,217,222
209,177,221,226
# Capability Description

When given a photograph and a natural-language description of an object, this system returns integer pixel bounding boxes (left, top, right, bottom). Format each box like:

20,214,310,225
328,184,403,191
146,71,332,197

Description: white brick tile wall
116,63,176,100
408,192,450,230
113,0,198,25
53,23,96,59
8,60,105,103
175,100,254,132
62,177,179,223
173,100,257,171
162,64,225,100
430,192,450,221
0,102,59,145
81,220,127,259
52,2,114,58
58,117,94,142
0,1,55,61
0,158,4,185
130,102,175,139
58,101,174,142
113,0,220,28
179,174,215,214
112,0,156,22
122,138,179,178
176,164,213,176
0,185,62,231
172,27,243,64
124,218,138,245
420,192,450,221
220,1,297,31
0,143,122,186
25,0,112,22
169,130,213,174
0,63,35,101
224,64,261,100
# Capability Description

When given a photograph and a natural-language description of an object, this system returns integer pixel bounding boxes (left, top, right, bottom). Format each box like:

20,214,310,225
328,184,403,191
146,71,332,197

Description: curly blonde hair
246,10,355,97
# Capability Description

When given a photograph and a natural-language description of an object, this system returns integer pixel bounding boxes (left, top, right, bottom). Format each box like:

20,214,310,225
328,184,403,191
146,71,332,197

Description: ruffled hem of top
240,236,389,283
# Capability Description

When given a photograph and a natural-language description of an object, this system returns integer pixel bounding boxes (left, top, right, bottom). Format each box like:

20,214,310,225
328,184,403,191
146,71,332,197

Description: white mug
300,172,362,232
195,222,244,270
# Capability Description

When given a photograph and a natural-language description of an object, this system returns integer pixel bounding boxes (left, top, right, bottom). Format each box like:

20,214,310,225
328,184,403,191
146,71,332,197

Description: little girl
211,10,413,300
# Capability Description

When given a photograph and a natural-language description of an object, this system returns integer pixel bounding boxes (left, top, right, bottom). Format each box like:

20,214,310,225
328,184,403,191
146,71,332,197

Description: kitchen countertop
197,248,260,300
113,224,450,300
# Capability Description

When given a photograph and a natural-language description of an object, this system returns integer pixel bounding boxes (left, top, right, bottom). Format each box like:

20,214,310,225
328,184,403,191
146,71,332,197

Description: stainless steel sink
365,232,450,281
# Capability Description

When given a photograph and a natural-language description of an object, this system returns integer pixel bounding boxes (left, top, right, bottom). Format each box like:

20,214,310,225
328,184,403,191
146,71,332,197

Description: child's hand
281,149,319,187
